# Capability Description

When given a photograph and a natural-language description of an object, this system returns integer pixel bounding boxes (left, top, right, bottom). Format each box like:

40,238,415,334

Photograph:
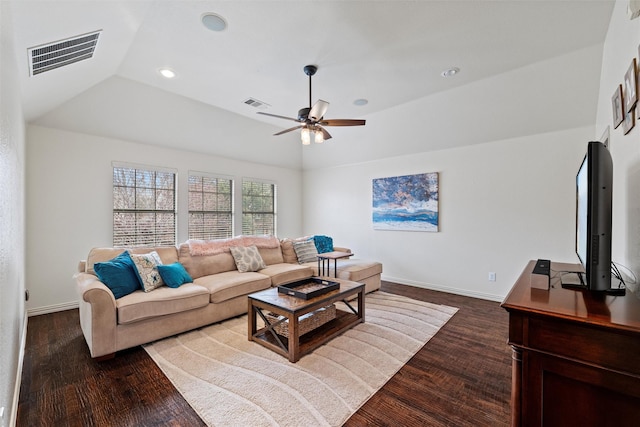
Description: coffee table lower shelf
252,309,361,360
248,279,365,362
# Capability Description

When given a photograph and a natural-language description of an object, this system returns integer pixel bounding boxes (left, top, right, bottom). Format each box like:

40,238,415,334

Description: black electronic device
532,259,551,276
562,141,623,295
531,259,551,289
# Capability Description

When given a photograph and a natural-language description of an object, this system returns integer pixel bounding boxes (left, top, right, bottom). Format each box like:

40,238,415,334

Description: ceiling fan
257,65,366,144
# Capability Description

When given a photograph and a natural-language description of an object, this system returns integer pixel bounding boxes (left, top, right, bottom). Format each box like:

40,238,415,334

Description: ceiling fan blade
273,125,304,136
319,126,332,140
309,99,330,121
257,111,301,123
320,119,366,127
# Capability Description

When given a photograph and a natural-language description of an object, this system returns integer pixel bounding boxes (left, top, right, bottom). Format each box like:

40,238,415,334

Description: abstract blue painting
372,172,439,231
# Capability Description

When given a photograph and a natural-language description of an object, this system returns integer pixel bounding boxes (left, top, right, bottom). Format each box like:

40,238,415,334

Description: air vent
28,30,101,76
244,98,270,110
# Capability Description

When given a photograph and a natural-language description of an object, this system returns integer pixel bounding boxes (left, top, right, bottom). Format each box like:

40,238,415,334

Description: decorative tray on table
277,277,340,300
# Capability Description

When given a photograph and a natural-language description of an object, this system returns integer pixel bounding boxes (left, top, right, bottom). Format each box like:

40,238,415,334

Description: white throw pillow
130,251,165,292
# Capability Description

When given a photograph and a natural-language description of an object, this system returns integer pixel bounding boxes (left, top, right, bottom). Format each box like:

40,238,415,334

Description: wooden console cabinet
501,261,640,426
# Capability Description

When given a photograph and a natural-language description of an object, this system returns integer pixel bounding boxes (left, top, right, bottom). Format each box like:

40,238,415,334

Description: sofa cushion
336,259,383,282
93,251,140,299
194,271,271,303
157,262,193,288
279,236,312,264
259,263,314,286
178,243,237,279
257,246,284,265
279,239,296,264
293,240,318,264
130,251,165,292
116,283,210,325
230,245,267,272
86,246,178,275
130,247,178,265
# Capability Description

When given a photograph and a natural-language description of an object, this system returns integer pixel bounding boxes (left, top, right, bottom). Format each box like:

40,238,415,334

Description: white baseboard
27,301,78,317
9,313,28,427
381,275,505,302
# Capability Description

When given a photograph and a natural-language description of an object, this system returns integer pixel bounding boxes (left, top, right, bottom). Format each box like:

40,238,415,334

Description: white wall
26,125,303,313
303,127,591,300
0,2,26,424
303,0,640,300
595,0,640,289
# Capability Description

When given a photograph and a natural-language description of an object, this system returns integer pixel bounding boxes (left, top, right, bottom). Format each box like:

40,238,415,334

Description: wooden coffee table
248,278,365,362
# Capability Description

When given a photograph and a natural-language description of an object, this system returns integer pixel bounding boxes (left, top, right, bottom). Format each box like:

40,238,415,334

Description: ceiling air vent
244,98,270,110
28,30,101,76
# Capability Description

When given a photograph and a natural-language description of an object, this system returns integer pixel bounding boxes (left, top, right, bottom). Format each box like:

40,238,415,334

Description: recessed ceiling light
441,67,460,78
353,98,368,106
158,68,176,79
202,13,227,32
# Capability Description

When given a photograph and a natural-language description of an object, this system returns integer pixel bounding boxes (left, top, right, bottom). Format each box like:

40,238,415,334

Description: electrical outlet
488,272,496,282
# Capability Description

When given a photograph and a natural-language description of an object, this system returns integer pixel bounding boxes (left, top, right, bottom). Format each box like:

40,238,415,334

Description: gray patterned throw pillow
292,240,318,264
229,245,267,272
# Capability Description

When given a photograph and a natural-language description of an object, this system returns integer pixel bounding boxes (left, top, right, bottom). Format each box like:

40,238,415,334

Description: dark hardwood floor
17,282,511,426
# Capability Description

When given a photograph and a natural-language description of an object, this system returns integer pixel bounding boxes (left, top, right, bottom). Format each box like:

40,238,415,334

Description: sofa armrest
333,246,352,253
75,272,116,305
74,272,118,358
78,260,87,273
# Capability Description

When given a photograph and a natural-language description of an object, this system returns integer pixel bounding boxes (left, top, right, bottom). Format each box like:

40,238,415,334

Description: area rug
143,291,458,427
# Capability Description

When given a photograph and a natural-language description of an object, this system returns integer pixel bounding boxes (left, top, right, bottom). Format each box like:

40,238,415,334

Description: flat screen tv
572,141,613,292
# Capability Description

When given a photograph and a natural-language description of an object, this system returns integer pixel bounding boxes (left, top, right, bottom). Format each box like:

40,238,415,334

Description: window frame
112,162,177,248
241,177,277,236
187,171,234,240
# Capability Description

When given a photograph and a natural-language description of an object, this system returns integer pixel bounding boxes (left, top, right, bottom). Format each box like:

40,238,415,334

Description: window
242,179,276,235
188,173,233,240
113,165,176,247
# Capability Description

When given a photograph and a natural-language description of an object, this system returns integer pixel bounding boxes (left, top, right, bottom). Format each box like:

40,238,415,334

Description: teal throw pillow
313,235,334,254
157,263,193,288
94,251,141,299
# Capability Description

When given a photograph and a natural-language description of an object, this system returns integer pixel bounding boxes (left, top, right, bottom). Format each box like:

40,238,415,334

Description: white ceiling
6,0,615,168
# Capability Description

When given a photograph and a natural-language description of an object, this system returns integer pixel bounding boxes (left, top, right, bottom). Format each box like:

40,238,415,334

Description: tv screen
574,141,613,292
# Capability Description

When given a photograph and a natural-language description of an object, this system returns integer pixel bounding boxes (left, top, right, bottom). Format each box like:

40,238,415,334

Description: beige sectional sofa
74,236,382,359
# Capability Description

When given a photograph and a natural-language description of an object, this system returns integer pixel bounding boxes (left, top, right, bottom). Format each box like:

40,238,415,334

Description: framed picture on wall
372,172,439,232
612,84,624,128
623,107,635,135
624,58,637,112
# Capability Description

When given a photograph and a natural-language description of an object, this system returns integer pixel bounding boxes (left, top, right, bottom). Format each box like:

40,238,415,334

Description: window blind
113,166,176,247
242,179,276,236
188,173,233,240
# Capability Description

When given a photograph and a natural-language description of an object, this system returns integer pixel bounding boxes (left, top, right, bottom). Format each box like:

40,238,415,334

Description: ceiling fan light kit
301,125,325,145
258,64,366,145
301,127,311,145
